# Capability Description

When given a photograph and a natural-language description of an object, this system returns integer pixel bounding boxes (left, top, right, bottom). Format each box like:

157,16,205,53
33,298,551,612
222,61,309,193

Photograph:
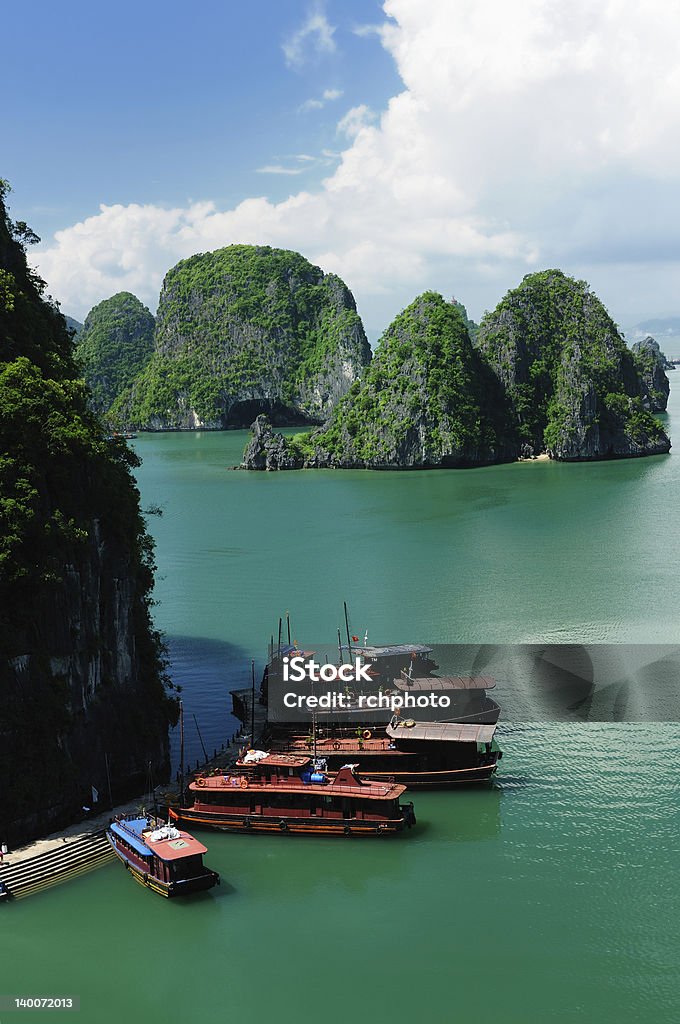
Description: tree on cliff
0,179,176,844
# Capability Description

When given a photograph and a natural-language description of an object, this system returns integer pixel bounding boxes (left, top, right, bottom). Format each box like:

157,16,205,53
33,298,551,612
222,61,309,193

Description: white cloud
282,2,336,69
299,87,344,112
34,0,680,328
336,104,377,139
255,165,306,176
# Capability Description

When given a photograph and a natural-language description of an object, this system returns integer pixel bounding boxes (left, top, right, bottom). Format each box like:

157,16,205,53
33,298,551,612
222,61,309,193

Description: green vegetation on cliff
476,270,668,460
114,245,370,429
245,292,511,469
0,180,174,842
75,292,154,417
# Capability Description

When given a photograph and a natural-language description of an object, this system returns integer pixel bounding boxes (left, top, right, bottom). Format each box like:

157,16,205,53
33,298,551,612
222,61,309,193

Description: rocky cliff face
631,336,671,411
116,245,371,430
0,182,174,845
242,272,671,471
243,292,514,470
76,292,154,418
476,271,670,460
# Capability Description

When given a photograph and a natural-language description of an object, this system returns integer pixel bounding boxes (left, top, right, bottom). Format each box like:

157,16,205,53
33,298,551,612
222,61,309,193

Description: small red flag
351,635,359,642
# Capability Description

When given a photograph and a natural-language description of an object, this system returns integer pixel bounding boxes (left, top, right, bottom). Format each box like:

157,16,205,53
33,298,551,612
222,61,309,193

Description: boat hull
106,833,219,897
169,806,415,837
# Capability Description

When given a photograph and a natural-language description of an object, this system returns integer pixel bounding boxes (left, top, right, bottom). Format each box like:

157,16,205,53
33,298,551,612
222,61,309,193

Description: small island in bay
105,245,370,431
242,270,671,470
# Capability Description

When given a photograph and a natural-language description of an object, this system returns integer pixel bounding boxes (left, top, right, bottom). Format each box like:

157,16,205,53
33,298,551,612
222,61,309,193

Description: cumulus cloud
34,0,680,327
282,2,336,69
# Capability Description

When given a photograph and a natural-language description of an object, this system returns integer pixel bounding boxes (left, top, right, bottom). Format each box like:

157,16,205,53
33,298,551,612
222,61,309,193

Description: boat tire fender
279,819,288,832
242,817,251,829
343,826,352,836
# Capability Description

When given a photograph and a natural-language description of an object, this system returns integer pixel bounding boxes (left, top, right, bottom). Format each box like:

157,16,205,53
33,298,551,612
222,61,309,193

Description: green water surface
4,387,680,1023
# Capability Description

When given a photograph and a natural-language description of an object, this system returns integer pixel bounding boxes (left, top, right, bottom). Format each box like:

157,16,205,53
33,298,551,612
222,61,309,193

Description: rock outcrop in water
243,292,514,469
476,271,670,461
242,272,670,470
114,245,371,430
76,292,154,418
0,181,174,844
631,336,671,411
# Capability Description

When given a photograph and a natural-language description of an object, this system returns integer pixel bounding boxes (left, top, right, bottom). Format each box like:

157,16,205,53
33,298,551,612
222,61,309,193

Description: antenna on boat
193,713,208,763
179,700,185,807
104,751,113,811
337,628,344,664
286,612,291,645
251,659,256,748
344,601,352,660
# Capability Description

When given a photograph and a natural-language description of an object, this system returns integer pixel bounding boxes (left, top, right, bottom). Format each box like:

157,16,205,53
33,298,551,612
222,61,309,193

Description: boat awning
149,834,208,862
109,821,151,858
394,675,496,691
342,644,433,657
387,721,497,743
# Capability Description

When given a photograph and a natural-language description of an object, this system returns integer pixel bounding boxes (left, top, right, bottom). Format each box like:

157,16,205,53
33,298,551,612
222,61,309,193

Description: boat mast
250,659,256,748
286,612,291,646
277,617,282,659
179,700,185,807
344,601,352,660
337,628,344,664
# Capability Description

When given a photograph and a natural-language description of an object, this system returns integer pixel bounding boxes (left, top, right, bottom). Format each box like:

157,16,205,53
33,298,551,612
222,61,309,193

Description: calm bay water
5,387,680,1022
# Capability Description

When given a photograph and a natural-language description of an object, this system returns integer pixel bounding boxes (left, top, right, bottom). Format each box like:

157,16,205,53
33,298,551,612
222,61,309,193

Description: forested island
100,245,371,430
242,271,670,469
0,182,175,844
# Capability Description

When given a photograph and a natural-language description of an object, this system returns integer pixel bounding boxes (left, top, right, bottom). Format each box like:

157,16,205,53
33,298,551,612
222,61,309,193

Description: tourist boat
170,755,416,836
390,671,501,724
267,717,502,787
106,815,220,897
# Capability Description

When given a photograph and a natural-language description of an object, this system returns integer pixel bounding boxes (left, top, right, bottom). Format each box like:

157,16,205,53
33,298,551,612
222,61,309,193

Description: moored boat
267,718,502,787
106,815,220,897
170,755,416,836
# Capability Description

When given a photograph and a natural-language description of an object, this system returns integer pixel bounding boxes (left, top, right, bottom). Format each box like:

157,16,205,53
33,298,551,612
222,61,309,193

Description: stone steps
0,832,114,900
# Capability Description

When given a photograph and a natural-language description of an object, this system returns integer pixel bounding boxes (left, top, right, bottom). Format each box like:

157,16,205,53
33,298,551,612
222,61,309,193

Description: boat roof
190,765,406,800
244,753,312,768
387,721,497,743
109,817,207,861
395,675,496,691
341,644,433,658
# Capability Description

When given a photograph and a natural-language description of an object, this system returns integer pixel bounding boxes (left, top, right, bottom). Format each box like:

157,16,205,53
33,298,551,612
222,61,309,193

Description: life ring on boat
333,742,341,750
240,776,249,789
279,819,288,832
196,777,206,787
362,730,372,740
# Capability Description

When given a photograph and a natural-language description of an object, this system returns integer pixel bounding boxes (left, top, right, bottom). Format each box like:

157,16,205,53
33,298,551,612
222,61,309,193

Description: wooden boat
268,718,502,787
106,815,220,897
170,755,416,836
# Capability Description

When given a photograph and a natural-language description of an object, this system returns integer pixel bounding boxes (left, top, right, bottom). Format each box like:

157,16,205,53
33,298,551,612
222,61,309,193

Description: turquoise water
4,390,680,1023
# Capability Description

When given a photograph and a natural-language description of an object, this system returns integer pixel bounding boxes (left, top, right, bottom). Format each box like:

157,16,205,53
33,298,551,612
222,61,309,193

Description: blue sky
3,1,397,235
4,1,680,339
